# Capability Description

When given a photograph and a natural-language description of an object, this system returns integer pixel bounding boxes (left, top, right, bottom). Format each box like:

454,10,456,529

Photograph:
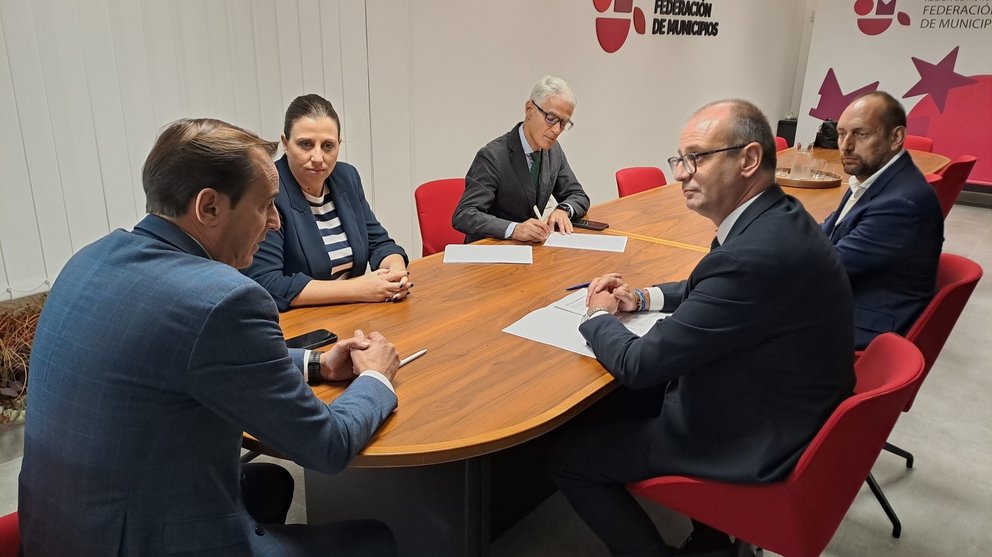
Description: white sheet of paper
442,244,533,264
503,292,668,357
544,232,627,253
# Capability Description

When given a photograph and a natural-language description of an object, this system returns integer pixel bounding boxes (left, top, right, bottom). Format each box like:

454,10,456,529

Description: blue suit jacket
245,156,408,311
19,215,397,556
581,186,855,483
821,151,944,349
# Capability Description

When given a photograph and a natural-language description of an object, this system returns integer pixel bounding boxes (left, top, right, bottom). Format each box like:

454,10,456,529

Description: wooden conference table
257,146,948,556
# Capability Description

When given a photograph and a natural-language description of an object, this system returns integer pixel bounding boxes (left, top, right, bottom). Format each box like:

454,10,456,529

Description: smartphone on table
285,329,337,350
572,219,609,231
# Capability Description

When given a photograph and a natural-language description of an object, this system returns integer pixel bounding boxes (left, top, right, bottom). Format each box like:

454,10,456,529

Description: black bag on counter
814,119,839,149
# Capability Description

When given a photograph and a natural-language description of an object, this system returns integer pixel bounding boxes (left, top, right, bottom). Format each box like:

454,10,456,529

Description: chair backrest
414,178,466,256
933,155,978,218
0,512,18,557
775,136,788,152
615,166,667,198
896,252,983,410
904,134,934,152
783,334,924,555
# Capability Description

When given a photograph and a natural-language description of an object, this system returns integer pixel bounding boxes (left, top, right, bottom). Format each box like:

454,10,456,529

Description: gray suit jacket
452,123,590,243
580,186,855,483
19,215,397,556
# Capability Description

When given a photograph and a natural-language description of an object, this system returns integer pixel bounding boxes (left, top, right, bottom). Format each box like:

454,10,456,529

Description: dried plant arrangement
0,293,45,426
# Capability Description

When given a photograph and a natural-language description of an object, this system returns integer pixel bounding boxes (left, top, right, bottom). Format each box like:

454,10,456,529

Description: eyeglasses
532,101,574,131
667,144,748,176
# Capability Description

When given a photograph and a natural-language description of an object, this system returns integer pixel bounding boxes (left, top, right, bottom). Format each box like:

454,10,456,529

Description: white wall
1,0,813,300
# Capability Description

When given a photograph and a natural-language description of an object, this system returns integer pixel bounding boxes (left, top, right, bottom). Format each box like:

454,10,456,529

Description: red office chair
861,253,983,536
774,136,788,152
932,155,978,218
0,512,18,557
628,334,925,557
904,134,934,152
615,167,667,198
414,178,466,256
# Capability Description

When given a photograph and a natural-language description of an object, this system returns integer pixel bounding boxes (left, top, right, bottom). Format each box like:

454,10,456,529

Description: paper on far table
544,232,627,253
443,244,533,264
503,291,669,357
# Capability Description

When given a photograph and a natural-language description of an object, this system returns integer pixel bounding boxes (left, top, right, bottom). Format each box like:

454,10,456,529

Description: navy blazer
580,186,855,483
20,215,397,555
822,151,944,349
245,155,408,311
453,123,590,243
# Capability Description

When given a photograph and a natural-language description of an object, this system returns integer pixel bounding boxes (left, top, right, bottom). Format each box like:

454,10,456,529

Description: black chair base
884,441,914,468
866,472,901,538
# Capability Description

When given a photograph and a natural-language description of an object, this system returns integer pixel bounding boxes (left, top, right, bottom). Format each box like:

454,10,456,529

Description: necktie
529,152,541,188
710,236,720,250
834,183,866,227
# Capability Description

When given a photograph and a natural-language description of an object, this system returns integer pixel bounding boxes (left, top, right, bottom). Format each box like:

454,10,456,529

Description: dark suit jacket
245,155,408,311
580,186,854,483
821,151,944,349
20,215,397,556
452,123,590,243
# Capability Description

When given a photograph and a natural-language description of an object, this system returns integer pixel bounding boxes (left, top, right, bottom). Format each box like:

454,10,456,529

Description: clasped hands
584,272,640,315
318,329,401,382
512,208,573,243
360,267,413,303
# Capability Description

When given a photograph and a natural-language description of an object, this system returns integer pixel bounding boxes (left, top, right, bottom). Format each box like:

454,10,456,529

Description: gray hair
529,75,576,108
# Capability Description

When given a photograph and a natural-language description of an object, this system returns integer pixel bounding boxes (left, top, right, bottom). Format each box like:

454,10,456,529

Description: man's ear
192,188,223,227
740,142,762,178
891,125,907,151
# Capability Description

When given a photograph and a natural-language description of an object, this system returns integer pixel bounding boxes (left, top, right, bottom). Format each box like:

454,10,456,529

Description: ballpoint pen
564,282,591,291
532,205,543,220
399,348,427,367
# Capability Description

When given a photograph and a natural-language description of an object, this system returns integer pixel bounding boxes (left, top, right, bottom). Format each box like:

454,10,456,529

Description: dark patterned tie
529,151,541,188
711,236,720,250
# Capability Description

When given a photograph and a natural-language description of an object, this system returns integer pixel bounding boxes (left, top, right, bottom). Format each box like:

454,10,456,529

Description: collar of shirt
518,124,537,168
716,189,766,245
848,148,906,193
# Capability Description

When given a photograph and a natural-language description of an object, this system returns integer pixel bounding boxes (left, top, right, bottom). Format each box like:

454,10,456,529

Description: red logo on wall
594,0,646,53
854,0,911,36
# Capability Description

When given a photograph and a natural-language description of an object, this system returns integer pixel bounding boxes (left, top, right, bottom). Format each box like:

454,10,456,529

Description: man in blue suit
822,91,944,349
550,100,854,556
19,119,400,556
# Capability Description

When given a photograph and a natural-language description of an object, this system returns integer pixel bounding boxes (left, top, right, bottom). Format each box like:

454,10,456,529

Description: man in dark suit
822,91,944,349
452,75,590,243
19,118,400,556
549,100,855,557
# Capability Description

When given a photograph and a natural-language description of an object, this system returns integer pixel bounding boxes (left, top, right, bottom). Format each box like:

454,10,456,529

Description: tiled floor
3,204,990,555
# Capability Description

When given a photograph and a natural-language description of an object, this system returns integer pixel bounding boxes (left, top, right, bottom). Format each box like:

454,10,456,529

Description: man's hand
585,272,638,313
547,208,573,234
587,289,620,315
319,331,373,381
511,218,552,243
350,330,401,382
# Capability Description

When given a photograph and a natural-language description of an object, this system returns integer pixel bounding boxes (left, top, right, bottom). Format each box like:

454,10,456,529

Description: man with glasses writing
453,75,590,243
549,100,854,556
822,91,943,350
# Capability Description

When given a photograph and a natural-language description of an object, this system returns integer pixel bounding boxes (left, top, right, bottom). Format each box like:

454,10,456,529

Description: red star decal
904,47,978,112
808,68,879,121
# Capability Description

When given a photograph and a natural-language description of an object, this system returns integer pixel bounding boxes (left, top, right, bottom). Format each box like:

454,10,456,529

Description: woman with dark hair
246,94,410,310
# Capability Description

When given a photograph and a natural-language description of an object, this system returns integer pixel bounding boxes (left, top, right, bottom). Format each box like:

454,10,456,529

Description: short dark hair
856,91,907,134
283,94,341,138
142,119,278,217
696,99,777,173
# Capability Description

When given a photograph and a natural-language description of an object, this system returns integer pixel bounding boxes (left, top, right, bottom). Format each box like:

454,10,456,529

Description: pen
533,205,543,220
399,348,427,367
565,282,591,291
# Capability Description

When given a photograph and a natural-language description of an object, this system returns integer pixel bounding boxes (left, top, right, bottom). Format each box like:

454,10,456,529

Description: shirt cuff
359,370,396,394
645,287,664,311
302,349,312,380
505,221,517,239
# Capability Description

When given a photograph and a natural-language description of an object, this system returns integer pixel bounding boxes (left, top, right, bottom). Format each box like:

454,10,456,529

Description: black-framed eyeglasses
532,101,574,131
667,144,748,175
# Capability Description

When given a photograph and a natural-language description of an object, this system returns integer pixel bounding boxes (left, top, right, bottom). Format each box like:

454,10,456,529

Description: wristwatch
307,351,323,384
582,306,613,323
555,203,573,218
